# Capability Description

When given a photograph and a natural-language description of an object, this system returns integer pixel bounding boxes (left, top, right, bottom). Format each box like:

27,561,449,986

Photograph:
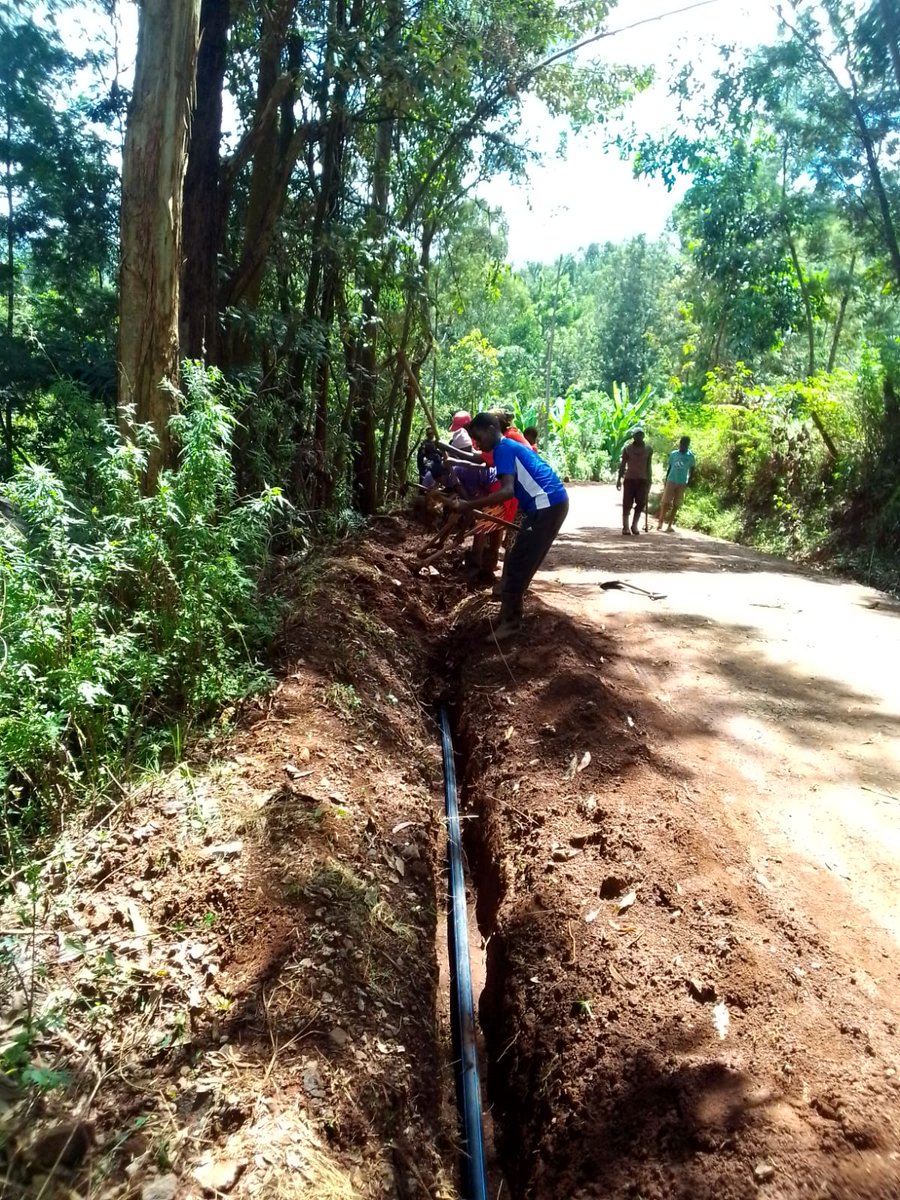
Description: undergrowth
0,363,288,864
654,363,900,591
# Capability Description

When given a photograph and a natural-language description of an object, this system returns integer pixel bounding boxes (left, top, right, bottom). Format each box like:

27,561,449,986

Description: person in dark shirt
616,427,653,535
416,427,442,487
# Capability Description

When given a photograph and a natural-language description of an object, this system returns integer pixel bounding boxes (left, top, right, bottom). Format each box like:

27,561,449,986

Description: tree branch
399,0,724,229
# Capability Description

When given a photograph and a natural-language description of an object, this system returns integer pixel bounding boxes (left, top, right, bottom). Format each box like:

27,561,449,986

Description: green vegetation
427,0,900,584
1,365,286,853
2,0,648,858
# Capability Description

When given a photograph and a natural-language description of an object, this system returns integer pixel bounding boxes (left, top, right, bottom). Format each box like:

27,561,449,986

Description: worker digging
417,410,569,640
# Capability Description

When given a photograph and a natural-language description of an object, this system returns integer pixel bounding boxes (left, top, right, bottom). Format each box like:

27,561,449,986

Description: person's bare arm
441,473,514,510
616,449,627,490
436,439,484,465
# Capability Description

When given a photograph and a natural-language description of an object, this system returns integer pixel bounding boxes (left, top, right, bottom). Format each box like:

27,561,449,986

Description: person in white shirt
449,410,473,452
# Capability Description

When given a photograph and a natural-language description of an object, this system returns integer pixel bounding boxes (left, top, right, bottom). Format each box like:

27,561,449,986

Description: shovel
600,579,666,602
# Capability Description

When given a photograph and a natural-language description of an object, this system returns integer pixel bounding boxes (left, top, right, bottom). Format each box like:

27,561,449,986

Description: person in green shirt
658,436,696,531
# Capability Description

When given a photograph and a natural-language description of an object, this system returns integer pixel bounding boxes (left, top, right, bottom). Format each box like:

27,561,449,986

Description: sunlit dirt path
539,485,900,986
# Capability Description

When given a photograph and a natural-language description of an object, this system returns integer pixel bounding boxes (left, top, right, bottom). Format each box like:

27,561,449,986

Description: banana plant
604,382,656,465
549,392,576,436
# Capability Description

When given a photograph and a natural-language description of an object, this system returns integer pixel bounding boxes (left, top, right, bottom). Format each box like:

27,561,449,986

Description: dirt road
541,485,900,987
457,483,900,1199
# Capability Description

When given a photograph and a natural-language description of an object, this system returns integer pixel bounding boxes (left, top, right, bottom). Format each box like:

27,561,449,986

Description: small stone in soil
303,1064,327,1098
142,1174,178,1200
85,901,113,930
329,1026,350,1047
194,1159,245,1194
754,1162,775,1184
203,840,243,858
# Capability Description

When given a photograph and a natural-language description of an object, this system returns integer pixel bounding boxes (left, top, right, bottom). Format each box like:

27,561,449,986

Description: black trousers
501,498,569,619
622,478,650,528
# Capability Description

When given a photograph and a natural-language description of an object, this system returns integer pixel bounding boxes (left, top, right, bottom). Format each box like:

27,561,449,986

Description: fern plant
0,364,288,847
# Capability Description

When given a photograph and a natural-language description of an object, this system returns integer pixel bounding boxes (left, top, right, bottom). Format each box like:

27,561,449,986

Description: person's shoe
665,525,675,532
492,618,521,642
622,527,631,536
631,524,641,535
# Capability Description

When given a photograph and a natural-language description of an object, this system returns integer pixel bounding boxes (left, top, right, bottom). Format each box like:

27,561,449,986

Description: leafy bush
660,366,873,559
0,364,288,843
672,492,743,542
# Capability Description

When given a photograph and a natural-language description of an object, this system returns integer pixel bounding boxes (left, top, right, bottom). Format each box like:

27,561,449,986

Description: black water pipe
439,706,488,1200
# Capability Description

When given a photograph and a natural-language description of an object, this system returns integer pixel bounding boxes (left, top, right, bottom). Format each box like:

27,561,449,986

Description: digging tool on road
600,579,666,601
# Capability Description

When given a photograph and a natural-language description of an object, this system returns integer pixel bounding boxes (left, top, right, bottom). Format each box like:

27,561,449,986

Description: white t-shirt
450,428,473,452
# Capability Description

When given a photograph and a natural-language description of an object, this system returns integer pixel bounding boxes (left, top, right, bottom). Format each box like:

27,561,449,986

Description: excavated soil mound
0,522,464,1200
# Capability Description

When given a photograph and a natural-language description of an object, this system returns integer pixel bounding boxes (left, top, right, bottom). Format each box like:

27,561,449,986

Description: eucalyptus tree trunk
351,112,393,514
180,0,230,363
391,221,435,487
119,0,201,487
827,252,856,374
348,0,403,513
303,0,351,508
219,3,317,370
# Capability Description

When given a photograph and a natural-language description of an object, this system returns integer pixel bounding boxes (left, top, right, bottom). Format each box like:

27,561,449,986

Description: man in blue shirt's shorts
442,412,569,639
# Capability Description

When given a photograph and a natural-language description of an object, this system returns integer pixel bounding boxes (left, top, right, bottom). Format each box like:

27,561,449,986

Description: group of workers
416,413,696,639
417,409,569,640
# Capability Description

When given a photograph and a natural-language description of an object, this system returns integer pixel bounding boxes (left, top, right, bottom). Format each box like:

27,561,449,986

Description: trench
437,688,524,1200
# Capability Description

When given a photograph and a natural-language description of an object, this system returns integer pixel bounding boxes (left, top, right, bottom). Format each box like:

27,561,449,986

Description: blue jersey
667,448,696,485
492,438,568,513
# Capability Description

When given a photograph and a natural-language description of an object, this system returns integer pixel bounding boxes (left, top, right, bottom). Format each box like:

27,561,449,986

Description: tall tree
180,0,230,362
118,0,201,484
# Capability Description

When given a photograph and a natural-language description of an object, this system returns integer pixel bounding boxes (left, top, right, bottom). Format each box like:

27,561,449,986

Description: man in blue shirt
442,412,569,639
658,436,696,531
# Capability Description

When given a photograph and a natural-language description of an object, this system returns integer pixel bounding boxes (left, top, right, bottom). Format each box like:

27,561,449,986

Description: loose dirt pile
5,508,900,1200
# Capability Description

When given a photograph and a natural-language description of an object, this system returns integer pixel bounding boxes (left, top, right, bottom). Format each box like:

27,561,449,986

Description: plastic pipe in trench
439,706,488,1200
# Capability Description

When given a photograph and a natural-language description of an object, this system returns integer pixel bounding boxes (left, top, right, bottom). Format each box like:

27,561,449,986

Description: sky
56,0,781,266
479,0,782,264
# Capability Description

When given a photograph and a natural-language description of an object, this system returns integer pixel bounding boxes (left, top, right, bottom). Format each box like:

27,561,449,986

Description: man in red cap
449,410,473,452
443,412,568,638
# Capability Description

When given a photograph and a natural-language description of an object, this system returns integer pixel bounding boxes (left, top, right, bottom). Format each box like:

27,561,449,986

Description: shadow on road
536,517,900,803
549,522,822,580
